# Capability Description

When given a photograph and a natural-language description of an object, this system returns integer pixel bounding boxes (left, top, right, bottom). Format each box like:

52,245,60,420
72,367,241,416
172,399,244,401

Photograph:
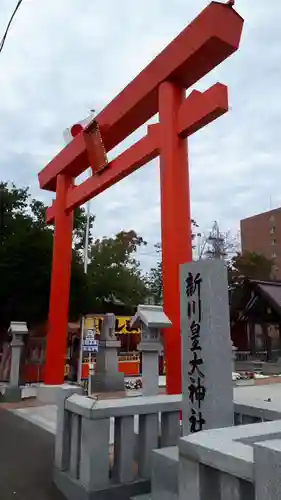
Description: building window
272,238,277,246
270,215,275,223
270,226,276,234
272,252,277,259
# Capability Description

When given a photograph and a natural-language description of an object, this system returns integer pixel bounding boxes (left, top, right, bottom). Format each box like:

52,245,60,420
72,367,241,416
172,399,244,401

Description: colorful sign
84,315,140,335
83,335,99,353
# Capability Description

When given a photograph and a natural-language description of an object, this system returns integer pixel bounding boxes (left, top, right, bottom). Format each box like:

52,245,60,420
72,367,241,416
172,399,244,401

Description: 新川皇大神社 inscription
185,272,206,432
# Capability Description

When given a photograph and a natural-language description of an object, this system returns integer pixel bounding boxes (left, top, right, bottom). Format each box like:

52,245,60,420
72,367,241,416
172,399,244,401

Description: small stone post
4,322,29,401
91,313,124,393
131,305,172,396
180,259,234,435
231,340,237,376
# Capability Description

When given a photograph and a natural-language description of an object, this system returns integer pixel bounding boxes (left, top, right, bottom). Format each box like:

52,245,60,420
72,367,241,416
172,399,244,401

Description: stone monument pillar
131,305,172,396
91,313,124,393
2,321,29,402
180,259,234,435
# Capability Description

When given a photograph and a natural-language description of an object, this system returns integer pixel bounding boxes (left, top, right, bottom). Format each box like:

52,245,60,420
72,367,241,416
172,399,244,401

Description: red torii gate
38,1,243,394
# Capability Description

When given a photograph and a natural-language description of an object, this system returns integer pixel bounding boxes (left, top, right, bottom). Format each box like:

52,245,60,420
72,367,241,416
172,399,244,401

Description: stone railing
234,401,281,424
54,388,182,500
53,387,281,500
179,419,281,500
236,350,281,362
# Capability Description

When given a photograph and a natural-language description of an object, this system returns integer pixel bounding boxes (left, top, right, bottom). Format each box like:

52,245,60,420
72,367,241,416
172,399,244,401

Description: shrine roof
231,280,281,322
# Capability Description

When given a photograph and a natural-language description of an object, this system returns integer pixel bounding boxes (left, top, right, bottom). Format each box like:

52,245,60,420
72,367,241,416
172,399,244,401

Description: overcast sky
0,0,281,270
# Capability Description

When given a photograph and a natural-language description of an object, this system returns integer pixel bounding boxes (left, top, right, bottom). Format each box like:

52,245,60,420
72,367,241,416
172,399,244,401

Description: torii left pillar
45,174,73,384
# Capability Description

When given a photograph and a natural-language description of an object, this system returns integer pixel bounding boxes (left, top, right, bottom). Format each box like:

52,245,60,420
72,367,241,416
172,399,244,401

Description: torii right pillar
159,82,192,395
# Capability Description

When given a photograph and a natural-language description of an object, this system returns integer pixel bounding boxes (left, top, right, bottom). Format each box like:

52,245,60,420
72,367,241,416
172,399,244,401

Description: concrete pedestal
0,386,22,402
90,372,125,393
37,383,83,404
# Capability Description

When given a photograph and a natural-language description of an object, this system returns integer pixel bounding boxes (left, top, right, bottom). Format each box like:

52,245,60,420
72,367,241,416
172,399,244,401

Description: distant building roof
253,280,281,316
231,279,281,322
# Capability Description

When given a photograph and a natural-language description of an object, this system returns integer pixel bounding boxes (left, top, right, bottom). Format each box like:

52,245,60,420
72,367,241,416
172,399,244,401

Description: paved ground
0,408,65,500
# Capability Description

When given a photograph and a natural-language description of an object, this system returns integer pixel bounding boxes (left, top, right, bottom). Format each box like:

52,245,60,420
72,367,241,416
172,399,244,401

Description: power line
0,0,24,54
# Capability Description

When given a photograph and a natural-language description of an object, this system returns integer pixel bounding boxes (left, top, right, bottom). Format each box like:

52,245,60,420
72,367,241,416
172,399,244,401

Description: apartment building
240,207,281,278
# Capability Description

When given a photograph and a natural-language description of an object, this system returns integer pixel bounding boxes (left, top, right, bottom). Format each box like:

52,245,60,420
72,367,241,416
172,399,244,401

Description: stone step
151,446,179,500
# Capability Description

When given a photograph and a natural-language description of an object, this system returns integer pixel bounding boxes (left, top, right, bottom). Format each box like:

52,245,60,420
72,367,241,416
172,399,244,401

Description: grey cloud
1,0,281,271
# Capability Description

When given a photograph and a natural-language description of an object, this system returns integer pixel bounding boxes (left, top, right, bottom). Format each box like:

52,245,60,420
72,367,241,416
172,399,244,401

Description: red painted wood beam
46,200,55,223
177,83,228,138
39,2,243,192
46,83,228,224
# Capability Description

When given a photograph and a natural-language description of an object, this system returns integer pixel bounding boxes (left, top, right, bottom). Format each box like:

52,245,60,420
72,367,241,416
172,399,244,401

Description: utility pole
77,195,91,384
62,110,95,385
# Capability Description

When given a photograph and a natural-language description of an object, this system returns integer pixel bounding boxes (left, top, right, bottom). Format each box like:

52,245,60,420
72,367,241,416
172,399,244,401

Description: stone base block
37,383,83,404
151,446,179,500
0,386,22,402
54,467,150,500
90,372,125,393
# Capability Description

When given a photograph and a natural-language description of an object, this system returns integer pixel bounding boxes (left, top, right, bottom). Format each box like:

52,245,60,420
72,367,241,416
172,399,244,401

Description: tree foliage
145,243,162,305
228,251,274,287
0,182,92,328
146,219,199,305
87,230,148,310
0,182,150,328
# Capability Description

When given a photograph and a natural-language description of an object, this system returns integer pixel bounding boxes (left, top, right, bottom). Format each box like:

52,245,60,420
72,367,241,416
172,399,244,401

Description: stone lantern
91,313,124,393
130,305,172,396
4,322,29,401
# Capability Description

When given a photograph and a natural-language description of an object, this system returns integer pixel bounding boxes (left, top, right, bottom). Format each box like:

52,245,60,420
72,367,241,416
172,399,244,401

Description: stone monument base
90,372,124,393
0,386,22,403
37,383,83,404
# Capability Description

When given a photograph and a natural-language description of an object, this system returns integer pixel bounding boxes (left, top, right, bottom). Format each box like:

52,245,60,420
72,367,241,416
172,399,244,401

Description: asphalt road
0,408,65,500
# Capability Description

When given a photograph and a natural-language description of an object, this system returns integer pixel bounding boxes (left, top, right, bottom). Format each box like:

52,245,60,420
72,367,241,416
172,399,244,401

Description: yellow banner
85,315,140,335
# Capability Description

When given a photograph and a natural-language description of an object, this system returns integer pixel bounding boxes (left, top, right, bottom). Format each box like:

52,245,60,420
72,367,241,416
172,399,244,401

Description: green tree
228,251,274,288
0,182,91,328
29,198,95,251
145,243,162,305
146,219,199,305
87,230,148,310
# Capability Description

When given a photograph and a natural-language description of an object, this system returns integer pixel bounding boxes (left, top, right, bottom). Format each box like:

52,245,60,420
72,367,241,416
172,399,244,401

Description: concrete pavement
0,407,65,500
